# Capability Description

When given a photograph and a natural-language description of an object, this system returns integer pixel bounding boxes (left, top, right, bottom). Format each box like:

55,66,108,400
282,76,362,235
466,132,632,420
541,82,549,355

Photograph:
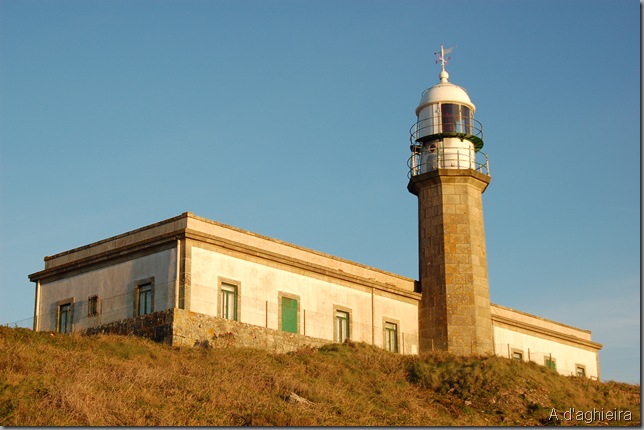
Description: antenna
434,45,456,72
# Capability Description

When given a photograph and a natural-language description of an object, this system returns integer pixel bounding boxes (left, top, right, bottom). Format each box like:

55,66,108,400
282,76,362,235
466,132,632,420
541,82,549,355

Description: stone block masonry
409,168,494,356
84,308,331,353
84,309,174,343
172,309,331,352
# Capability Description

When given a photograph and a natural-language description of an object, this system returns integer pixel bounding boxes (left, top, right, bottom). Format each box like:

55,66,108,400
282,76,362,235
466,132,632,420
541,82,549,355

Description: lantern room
408,49,488,177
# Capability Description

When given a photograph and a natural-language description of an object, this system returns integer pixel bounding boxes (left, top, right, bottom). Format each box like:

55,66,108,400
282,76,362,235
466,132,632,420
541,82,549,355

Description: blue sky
0,0,639,383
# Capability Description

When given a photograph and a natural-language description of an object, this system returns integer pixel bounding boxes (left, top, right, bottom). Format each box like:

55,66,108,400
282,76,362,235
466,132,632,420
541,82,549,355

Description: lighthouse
408,46,494,355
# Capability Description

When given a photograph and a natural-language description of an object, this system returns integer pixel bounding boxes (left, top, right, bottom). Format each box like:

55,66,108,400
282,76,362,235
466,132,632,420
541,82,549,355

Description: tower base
409,168,494,356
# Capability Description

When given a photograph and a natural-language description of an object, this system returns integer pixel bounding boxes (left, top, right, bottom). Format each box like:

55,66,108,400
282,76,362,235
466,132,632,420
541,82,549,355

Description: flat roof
29,212,416,294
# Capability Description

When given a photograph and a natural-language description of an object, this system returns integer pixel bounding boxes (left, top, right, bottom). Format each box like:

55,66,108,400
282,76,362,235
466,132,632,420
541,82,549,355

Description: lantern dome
415,70,475,117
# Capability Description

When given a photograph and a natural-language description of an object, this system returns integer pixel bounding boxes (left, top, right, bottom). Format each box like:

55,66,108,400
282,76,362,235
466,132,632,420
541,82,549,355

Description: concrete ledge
408,168,491,196
185,229,420,300
491,312,602,352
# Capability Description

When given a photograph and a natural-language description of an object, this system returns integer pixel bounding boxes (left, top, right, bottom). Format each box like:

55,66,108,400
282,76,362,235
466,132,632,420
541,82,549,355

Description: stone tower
407,47,494,355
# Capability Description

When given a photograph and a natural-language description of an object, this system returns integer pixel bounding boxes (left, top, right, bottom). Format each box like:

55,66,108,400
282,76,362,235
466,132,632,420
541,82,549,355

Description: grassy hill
0,326,639,426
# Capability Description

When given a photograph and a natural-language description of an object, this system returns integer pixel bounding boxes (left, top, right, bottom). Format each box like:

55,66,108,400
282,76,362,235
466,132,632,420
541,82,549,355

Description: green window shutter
281,297,298,333
545,358,556,371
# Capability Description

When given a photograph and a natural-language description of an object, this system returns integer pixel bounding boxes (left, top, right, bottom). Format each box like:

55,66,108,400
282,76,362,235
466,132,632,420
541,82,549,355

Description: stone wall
83,309,174,344
171,308,331,353
83,308,332,353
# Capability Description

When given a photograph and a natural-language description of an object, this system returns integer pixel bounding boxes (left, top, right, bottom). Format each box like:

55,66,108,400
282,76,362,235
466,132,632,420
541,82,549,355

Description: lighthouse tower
408,46,494,356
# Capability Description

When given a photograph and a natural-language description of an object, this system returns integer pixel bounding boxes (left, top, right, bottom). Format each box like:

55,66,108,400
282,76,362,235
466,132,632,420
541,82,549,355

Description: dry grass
0,327,639,426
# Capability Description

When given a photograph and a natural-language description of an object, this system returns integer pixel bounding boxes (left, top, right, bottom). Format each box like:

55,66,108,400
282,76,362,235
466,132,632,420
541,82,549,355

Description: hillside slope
0,327,639,426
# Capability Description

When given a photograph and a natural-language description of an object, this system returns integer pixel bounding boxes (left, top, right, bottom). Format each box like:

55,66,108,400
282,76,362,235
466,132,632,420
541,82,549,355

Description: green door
281,297,298,333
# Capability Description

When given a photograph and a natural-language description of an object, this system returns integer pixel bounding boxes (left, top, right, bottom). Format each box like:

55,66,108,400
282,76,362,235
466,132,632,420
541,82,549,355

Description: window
137,283,153,316
281,297,298,333
545,357,557,371
335,310,350,343
58,303,73,333
384,321,398,353
441,103,473,134
462,105,472,134
220,283,238,321
441,103,458,132
512,350,523,361
88,295,100,317
576,365,586,378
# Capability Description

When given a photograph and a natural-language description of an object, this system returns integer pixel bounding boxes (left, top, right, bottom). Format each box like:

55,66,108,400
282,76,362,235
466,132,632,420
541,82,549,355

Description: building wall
189,244,420,354
37,248,177,332
491,305,600,379
184,215,415,293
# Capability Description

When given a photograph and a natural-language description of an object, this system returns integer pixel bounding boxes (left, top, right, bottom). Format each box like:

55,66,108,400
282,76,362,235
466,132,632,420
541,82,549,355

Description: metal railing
410,115,484,150
408,146,490,178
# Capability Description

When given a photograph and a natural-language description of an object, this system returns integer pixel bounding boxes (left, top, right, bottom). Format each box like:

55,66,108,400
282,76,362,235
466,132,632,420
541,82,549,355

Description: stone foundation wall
82,308,332,353
171,308,331,353
83,310,174,344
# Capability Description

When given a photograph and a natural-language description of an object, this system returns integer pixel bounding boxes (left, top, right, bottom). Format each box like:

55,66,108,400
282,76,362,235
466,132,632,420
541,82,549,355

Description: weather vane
434,45,456,72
